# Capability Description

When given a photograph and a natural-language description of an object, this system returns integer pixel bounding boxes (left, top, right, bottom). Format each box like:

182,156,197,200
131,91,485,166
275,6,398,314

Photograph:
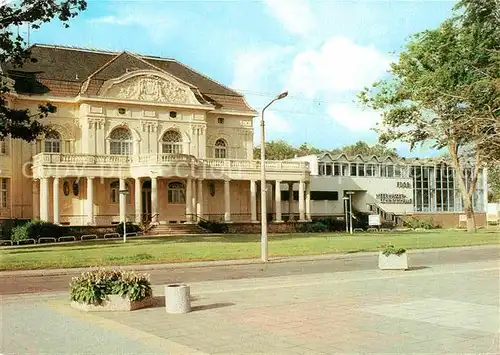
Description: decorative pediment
98,70,200,105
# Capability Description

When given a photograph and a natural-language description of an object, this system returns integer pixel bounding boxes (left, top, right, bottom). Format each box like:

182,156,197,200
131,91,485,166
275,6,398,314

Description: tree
341,141,398,158
359,0,499,232
489,166,500,202
254,139,399,160
0,0,87,141
253,140,296,160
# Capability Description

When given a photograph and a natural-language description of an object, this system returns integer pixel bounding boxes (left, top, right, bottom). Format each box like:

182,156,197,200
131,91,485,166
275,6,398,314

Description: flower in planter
380,244,406,257
69,268,152,305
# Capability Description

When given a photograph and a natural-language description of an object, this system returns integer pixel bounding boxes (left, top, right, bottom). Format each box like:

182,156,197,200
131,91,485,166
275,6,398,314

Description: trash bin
165,283,191,314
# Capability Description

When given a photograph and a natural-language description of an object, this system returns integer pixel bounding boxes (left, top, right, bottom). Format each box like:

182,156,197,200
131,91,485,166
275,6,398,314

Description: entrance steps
146,223,210,236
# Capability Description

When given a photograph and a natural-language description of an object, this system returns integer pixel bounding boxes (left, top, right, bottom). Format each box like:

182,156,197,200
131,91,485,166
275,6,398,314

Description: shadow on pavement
150,296,234,311
407,266,431,271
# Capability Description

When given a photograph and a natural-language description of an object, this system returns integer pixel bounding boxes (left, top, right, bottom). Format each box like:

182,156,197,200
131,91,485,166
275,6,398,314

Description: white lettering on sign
376,193,413,204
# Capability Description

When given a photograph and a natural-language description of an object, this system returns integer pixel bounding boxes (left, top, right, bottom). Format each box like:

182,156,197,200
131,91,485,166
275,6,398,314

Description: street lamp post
261,91,288,262
345,191,355,234
119,188,130,243
342,197,349,233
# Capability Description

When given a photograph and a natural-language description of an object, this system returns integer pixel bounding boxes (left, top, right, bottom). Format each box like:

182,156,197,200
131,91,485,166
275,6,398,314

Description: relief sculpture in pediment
102,73,199,105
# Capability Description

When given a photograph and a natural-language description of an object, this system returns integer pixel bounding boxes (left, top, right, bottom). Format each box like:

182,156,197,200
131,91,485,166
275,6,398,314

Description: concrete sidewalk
1,243,499,277
2,259,499,354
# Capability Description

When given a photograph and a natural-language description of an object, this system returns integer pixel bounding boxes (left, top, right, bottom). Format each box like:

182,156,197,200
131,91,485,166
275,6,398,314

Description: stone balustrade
32,153,309,172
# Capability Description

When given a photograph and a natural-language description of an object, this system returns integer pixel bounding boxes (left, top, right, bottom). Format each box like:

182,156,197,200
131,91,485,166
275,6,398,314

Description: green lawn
1,229,499,271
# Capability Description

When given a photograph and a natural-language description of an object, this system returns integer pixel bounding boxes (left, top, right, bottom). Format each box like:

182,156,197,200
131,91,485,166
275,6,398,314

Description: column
288,182,294,220
135,178,142,224
196,179,203,222
86,177,94,225
224,179,231,222
274,180,282,222
151,176,158,223
250,180,257,222
298,180,305,221
39,177,49,221
191,179,197,221
53,177,60,224
185,177,193,222
119,178,126,223
305,182,311,221
32,179,39,220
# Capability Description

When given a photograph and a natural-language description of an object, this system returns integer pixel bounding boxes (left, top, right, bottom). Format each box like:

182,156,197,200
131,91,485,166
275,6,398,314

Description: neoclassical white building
0,44,311,227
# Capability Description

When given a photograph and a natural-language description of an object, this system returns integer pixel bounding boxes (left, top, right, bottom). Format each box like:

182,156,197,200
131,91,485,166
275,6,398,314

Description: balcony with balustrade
31,152,310,181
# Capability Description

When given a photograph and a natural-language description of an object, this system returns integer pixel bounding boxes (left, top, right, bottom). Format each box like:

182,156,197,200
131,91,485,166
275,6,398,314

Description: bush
403,216,441,229
198,220,228,233
115,222,142,236
11,220,62,241
297,221,328,233
69,268,152,305
380,244,406,256
312,218,346,232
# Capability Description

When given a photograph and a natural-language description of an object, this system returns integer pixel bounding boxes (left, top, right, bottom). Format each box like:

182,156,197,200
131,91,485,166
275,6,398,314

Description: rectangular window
318,163,325,176
0,138,6,155
1,178,8,208
325,164,332,176
310,191,339,201
350,164,357,176
357,164,365,177
340,164,348,176
366,164,375,176
333,163,340,176
386,165,394,177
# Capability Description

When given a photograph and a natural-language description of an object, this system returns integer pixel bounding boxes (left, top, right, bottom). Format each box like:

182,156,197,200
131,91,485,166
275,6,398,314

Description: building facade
285,153,488,226
0,44,310,226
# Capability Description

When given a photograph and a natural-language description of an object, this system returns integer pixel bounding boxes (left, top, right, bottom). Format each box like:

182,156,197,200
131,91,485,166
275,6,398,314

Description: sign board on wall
376,193,412,204
369,214,381,226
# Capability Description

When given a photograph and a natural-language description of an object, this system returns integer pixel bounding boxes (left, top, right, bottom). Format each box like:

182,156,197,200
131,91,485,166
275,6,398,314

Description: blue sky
26,0,457,157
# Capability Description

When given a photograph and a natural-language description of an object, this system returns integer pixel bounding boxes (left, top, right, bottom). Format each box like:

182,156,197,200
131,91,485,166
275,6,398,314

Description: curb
1,244,499,278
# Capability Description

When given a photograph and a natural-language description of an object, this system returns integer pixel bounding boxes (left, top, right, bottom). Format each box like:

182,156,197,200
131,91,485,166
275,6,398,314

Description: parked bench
58,236,77,242
38,237,57,244
104,233,120,239
17,239,36,245
0,240,13,246
366,228,379,232
353,228,364,232
81,234,98,241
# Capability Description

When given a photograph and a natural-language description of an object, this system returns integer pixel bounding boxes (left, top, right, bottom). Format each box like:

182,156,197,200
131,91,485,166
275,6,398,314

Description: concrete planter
165,284,191,314
70,295,153,312
378,251,408,270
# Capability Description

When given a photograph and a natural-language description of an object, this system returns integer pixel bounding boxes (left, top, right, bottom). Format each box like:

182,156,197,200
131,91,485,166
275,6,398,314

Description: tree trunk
464,198,476,233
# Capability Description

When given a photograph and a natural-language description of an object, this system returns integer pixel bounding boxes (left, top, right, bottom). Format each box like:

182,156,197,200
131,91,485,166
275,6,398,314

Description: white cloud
263,0,316,36
254,110,292,145
231,46,293,92
90,6,173,43
327,104,381,132
288,36,391,97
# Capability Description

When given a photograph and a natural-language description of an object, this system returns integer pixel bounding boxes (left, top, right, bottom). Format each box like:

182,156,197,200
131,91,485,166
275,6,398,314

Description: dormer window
218,117,224,124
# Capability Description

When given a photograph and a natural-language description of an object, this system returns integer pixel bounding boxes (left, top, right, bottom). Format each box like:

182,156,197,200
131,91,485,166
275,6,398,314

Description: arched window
168,181,185,204
44,131,61,153
110,180,130,203
110,128,133,155
162,130,182,154
214,139,227,159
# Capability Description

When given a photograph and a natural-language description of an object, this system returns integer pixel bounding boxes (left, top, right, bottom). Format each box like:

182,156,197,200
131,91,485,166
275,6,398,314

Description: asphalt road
1,246,498,295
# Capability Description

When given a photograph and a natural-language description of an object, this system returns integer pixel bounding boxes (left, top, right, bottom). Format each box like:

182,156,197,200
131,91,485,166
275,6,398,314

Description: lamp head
276,91,288,100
